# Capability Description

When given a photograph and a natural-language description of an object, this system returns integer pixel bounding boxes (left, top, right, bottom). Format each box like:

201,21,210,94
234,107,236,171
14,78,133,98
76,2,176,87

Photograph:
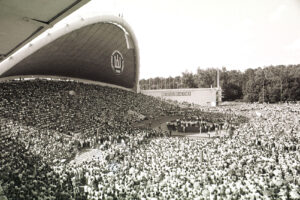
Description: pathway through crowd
70,149,103,165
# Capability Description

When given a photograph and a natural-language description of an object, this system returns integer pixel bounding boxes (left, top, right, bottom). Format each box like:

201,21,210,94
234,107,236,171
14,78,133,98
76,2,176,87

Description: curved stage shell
0,15,139,91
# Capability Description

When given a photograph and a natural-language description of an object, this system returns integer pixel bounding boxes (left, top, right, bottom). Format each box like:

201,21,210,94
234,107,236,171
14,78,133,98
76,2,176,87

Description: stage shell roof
0,1,140,91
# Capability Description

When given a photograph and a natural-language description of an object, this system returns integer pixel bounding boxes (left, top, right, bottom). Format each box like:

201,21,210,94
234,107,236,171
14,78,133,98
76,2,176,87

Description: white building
141,87,222,106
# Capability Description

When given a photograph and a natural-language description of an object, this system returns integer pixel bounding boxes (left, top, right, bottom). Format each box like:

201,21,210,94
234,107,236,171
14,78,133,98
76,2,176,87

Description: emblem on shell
111,50,124,75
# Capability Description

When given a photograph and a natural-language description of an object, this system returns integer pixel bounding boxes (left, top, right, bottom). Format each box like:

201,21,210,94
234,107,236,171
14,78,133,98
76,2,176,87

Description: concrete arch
0,15,140,92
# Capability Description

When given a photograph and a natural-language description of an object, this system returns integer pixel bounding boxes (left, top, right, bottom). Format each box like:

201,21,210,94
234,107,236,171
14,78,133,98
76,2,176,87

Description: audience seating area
0,79,299,200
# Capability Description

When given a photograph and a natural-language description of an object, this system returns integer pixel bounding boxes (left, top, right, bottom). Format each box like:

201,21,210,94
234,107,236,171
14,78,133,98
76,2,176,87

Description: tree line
139,64,300,103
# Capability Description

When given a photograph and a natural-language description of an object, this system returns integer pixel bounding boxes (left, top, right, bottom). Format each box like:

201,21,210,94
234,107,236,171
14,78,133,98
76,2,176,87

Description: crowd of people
167,117,230,134
53,103,299,200
166,108,247,134
0,79,175,200
0,79,299,200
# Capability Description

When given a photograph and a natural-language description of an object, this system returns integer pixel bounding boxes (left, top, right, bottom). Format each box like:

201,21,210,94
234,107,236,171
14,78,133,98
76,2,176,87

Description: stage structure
0,1,140,92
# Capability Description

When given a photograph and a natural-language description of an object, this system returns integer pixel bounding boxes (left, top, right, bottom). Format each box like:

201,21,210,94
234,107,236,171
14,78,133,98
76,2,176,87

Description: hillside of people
0,79,299,200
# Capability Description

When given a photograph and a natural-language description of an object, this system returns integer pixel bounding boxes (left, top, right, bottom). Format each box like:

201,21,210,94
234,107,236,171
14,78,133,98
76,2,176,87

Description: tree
139,64,300,102
222,83,243,101
182,71,197,88
243,79,259,102
195,67,216,88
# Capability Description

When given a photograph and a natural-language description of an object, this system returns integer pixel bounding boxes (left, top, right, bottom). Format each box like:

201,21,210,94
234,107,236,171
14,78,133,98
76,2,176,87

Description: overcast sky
69,0,300,79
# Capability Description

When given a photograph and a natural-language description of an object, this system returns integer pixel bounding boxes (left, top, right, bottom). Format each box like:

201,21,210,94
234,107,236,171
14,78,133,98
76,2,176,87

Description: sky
67,0,300,79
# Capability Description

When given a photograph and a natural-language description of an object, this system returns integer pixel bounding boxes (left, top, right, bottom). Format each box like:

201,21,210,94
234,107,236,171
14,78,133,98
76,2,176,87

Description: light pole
262,79,265,103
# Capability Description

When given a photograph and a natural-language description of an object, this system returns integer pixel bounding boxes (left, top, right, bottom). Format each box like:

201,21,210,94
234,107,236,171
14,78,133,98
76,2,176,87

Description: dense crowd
167,117,230,134
166,107,247,133
0,79,299,200
0,79,175,200
54,103,299,200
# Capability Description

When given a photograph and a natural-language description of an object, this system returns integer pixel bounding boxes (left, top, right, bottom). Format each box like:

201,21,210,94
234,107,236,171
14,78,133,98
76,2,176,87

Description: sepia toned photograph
0,0,300,199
